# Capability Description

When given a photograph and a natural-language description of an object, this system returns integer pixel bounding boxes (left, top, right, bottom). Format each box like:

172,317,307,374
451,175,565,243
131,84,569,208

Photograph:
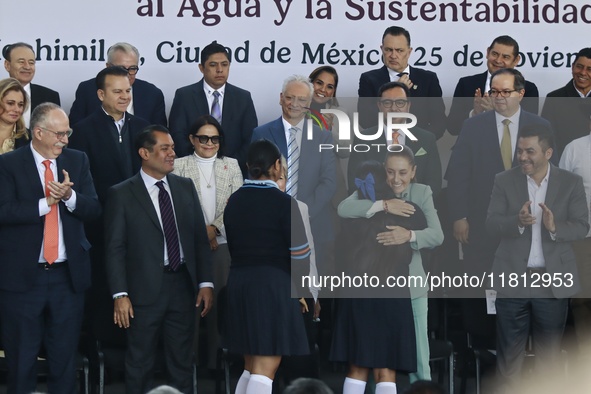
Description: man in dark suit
447,35,540,137
357,26,446,139
69,42,166,126
252,75,336,276
445,68,551,281
104,126,213,394
169,41,258,174
348,81,442,197
3,42,61,128
0,103,100,394
486,123,588,388
68,66,150,334
541,47,591,157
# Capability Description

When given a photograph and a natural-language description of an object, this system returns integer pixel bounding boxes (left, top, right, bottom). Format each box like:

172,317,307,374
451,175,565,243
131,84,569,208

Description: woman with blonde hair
0,78,29,154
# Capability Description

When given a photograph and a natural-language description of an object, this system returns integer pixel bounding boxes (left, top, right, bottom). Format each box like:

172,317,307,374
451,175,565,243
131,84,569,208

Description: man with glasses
445,68,550,283
69,42,166,126
447,35,540,137
3,42,61,128
0,102,100,394
348,81,441,197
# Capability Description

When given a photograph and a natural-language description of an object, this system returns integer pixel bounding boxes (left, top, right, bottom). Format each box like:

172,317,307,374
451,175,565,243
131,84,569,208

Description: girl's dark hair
188,115,225,158
354,160,394,202
247,139,281,180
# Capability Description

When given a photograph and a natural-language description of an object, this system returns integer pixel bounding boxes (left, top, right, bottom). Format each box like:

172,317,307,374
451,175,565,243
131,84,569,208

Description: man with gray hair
252,75,336,276
0,103,100,393
69,42,166,126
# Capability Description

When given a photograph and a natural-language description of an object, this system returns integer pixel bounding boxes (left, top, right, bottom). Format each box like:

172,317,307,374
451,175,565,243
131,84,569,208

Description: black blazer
30,83,61,112
69,108,149,204
68,77,167,126
169,79,258,173
104,172,213,306
541,79,591,156
0,145,100,293
357,65,447,139
447,71,540,136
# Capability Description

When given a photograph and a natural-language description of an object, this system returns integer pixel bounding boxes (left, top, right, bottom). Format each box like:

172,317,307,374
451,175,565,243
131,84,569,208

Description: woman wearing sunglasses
173,114,243,369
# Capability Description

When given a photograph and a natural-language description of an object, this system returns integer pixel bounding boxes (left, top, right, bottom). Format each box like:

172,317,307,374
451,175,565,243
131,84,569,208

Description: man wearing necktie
357,26,447,139
446,68,552,284
0,103,101,394
169,41,258,175
252,75,336,276
104,125,213,394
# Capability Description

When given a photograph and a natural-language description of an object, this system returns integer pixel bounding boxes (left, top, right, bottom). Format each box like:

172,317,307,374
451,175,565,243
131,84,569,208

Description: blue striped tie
156,181,181,271
286,127,299,198
211,90,222,123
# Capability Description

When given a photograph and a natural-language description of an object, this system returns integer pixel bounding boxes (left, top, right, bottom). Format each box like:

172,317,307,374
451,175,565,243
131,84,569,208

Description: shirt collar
526,162,551,186
203,80,226,97
30,143,55,168
140,168,168,188
244,179,279,189
282,117,305,132
495,107,521,125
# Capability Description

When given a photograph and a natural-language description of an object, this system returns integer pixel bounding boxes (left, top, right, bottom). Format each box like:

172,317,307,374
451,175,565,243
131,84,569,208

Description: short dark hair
247,139,281,180
518,123,555,151
382,26,411,46
490,68,525,91
200,41,230,66
188,115,226,158
308,65,340,106
574,47,591,64
385,145,416,168
135,125,171,153
488,35,520,58
2,42,34,61
378,81,410,99
354,160,395,202
283,378,334,394
96,66,129,90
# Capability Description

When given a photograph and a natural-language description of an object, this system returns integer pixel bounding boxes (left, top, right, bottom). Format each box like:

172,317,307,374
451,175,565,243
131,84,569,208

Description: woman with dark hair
172,114,242,368
331,160,425,394
0,78,29,154
223,139,312,394
337,146,444,392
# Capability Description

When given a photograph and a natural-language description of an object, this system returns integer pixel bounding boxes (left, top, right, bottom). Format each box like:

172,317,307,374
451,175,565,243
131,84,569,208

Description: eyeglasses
379,99,409,109
193,135,221,145
283,95,309,106
109,64,140,75
488,89,519,98
39,127,73,139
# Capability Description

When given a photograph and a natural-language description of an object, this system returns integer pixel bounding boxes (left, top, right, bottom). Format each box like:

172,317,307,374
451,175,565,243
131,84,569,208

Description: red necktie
392,131,400,144
43,160,58,264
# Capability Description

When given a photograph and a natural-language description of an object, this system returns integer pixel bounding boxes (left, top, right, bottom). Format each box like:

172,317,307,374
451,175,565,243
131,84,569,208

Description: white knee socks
235,370,251,394
245,373,273,394
376,382,397,394
343,377,367,394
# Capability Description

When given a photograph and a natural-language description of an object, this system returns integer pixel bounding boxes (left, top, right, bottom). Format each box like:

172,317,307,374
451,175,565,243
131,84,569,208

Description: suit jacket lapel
544,164,561,208
22,147,45,198
129,173,161,231
477,71,488,92
194,80,210,115
214,159,229,216
271,118,288,157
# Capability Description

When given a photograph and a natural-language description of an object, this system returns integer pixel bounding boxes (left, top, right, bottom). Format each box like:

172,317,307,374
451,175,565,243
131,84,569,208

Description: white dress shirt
31,144,77,263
